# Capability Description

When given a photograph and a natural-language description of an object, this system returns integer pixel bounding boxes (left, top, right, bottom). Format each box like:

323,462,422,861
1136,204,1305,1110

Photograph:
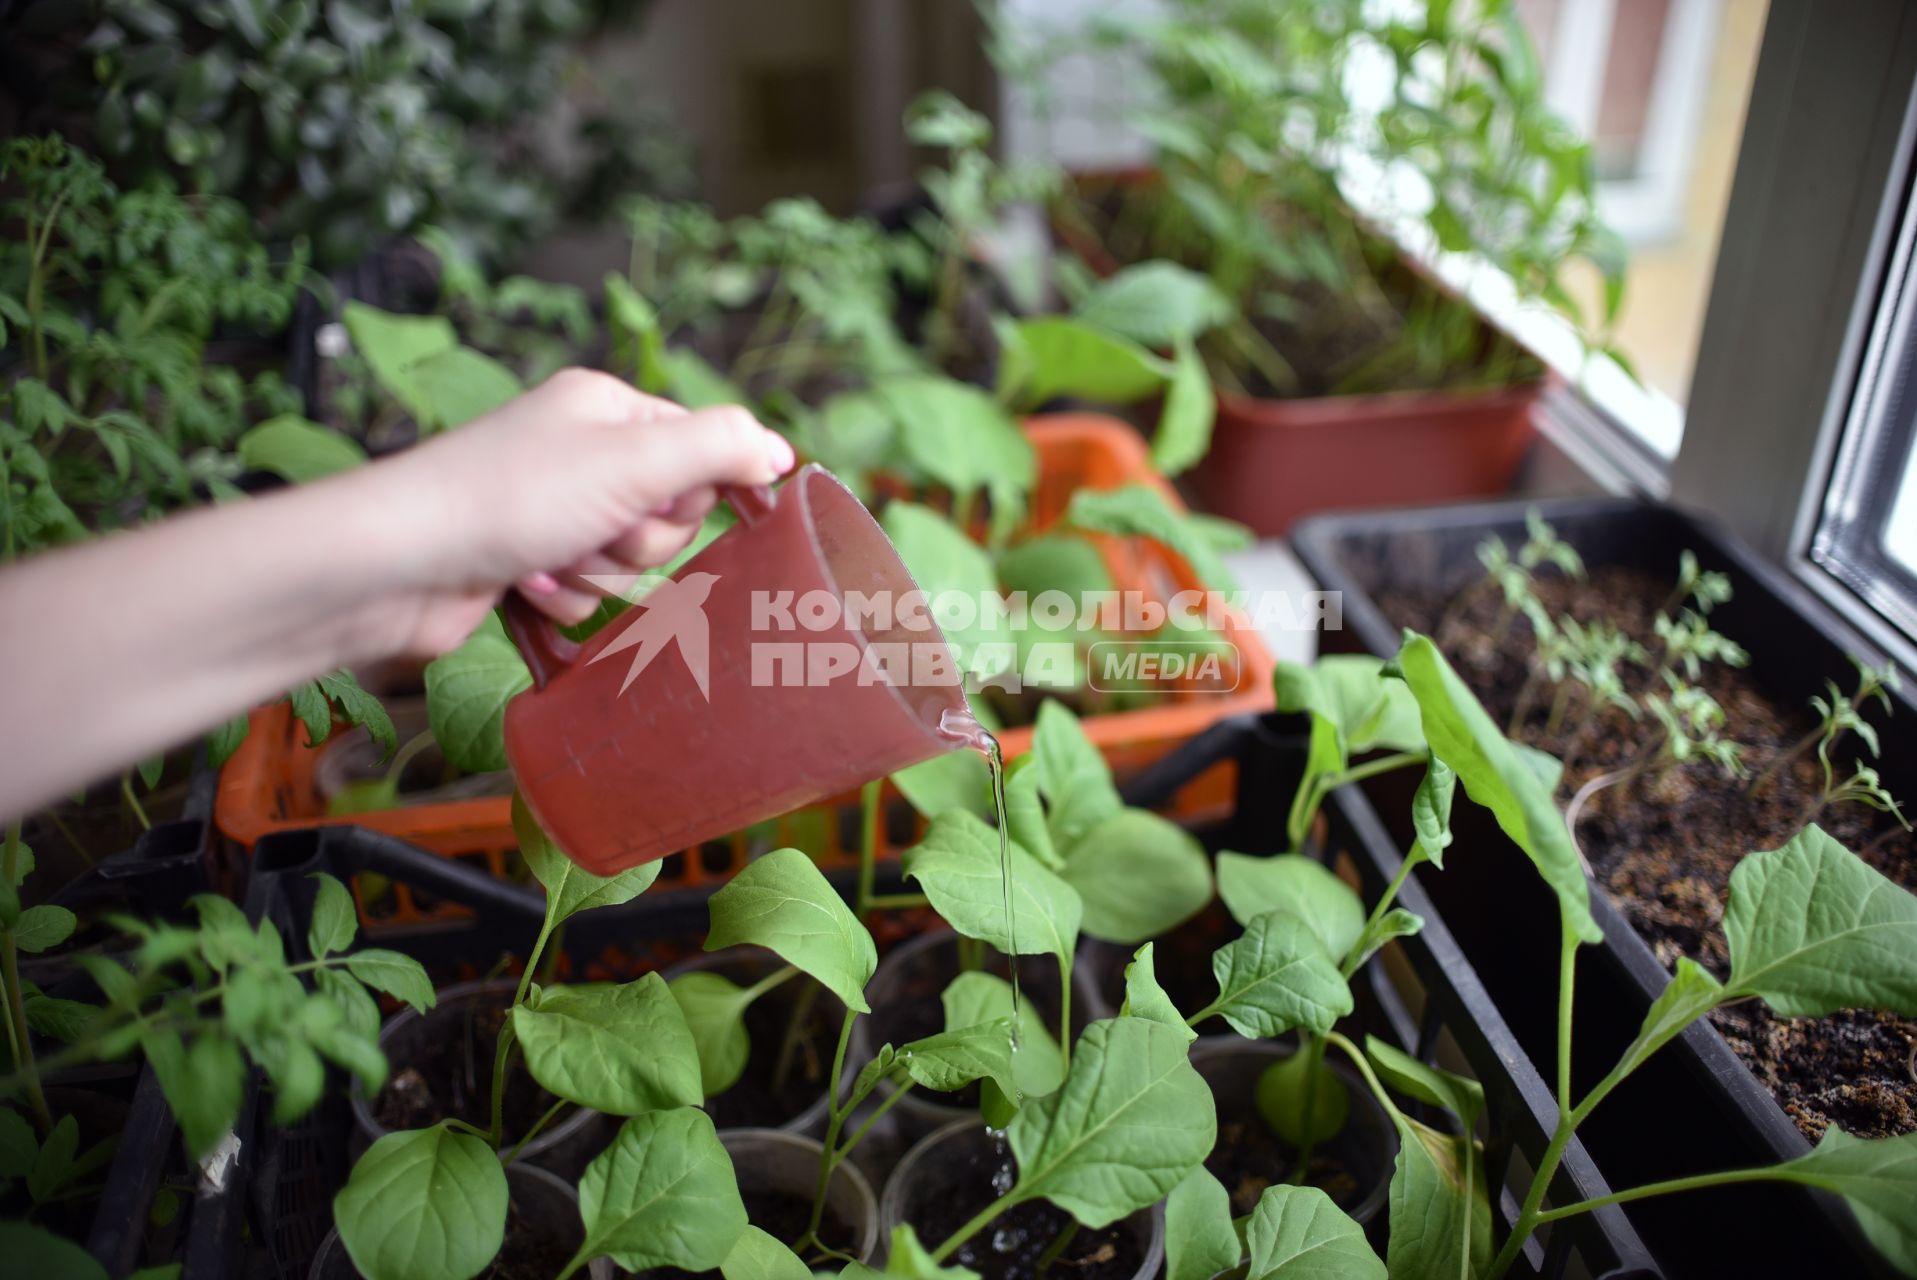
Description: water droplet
992,1227,1027,1254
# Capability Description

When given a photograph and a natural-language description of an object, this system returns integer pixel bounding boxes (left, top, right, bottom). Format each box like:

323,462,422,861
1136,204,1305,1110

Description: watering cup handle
504,482,776,691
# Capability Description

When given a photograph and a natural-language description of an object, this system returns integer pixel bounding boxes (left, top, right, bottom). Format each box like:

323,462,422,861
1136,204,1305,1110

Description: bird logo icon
581,572,719,699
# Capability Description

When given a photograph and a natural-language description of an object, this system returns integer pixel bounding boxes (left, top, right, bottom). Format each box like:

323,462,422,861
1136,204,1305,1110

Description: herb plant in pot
1046,0,1630,534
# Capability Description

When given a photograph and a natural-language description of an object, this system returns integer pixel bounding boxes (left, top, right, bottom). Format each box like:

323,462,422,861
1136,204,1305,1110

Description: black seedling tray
1292,494,1904,1277
1121,713,1662,1280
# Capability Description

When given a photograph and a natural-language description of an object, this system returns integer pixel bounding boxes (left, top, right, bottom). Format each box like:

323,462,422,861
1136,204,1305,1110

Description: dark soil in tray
629,1189,856,1279
484,1202,580,1280
1383,564,1917,1140
706,980,838,1129
910,1131,1146,1280
1207,1110,1362,1217
373,989,564,1146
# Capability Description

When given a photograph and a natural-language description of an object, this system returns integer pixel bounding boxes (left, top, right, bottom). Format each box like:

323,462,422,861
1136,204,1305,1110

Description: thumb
627,404,796,501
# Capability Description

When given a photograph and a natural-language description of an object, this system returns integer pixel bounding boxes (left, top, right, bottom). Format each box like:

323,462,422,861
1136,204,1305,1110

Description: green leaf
670,971,759,1097
341,303,458,423
1001,317,1170,410
878,375,1036,512
26,1113,76,1203
705,848,875,1013
343,949,435,1014
1256,1050,1349,1149
1074,262,1233,348
996,535,1117,604
288,681,332,748
1384,1113,1490,1280
576,1108,748,1272
1346,909,1424,973
1245,1184,1384,1280
1152,336,1215,477
1165,1166,1240,1280
893,747,993,823
237,414,366,482
317,968,382,1041
721,1226,813,1280
903,811,1081,961
1611,958,1725,1081
1724,824,1917,1017
1275,656,1425,760
1410,759,1458,868
1364,1037,1484,1133
13,905,77,953
1391,633,1599,943
1003,762,1060,869
895,1018,1016,1098
259,1036,326,1124
1064,485,1241,592
425,613,531,773
605,273,667,392
1204,911,1353,1038
514,791,661,924
23,994,93,1044
143,1032,243,1160
207,712,250,767
406,347,523,432
1005,1018,1214,1227
334,1123,507,1280
4,842,32,889
1031,701,1121,852
316,670,396,761
866,1224,982,1280
0,1221,106,1280
879,501,1006,678
1769,1127,1917,1273
1121,942,1196,1042
943,971,1065,1098
1060,809,1212,944
307,872,358,958
513,975,705,1115
1215,853,1364,959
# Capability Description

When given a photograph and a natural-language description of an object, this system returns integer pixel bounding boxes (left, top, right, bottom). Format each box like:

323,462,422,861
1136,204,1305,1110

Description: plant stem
1556,916,1578,1113
930,1190,1025,1264
1531,1167,1800,1225
1286,1031,1329,1184
1,822,50,1134
1343,844,1426,981
501,1098,568,1167
864,893,928,911
836,1079,913,1161
1057,953,1072,1074
119,771,151,832
1034,1220,1080,1276
491,908,557,1146
1286,751,1426,851
803,1006,860,1239
771,978,823,1097
1747,724,1822,796
856,780,881,916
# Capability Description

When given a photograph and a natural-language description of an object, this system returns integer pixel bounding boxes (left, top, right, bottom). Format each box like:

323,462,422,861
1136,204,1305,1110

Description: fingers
516,570,602,626
629,404,795,500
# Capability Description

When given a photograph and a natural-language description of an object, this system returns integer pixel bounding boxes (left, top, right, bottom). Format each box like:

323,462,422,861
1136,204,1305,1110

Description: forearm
0,460,446,822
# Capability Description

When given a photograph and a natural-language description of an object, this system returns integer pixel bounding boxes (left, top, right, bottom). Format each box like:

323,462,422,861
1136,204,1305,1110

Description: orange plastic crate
216,414,1273,926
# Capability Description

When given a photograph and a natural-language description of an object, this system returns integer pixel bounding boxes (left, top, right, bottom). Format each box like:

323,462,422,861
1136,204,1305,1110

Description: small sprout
1817,763,1912,830
1654,609,1750,680
1645,675,1746,779
1664,549,1733,616
1518,508,1585,579
1751,654,1900,795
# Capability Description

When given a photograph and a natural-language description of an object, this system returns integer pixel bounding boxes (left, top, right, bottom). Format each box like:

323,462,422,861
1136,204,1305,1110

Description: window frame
1668,0,1917,665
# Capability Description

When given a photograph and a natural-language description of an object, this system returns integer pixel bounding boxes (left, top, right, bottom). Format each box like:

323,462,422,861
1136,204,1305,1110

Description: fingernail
764,431,796,474
520,571,560,596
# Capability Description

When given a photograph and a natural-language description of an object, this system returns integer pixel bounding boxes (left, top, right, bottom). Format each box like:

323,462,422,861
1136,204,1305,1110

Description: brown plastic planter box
1186,381,1543,538
217,414,1273,927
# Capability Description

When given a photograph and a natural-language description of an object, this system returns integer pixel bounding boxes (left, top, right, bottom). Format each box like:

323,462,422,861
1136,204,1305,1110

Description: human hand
359,368,793,658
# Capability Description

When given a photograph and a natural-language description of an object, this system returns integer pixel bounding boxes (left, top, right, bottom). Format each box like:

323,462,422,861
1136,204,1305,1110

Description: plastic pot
1188,382,1542,538
1292,494,1911,1275
350,979,606,1176
857,930,1110,1142
309,1163,611,1279
880,1118,1163,1280
664,950,845,1137
721,1128,880,1265
1190,1037,1395,1227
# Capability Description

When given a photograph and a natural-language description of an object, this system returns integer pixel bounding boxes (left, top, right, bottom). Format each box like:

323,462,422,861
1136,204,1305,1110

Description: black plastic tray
1122,713,1661,1280
1292,494,1903,1277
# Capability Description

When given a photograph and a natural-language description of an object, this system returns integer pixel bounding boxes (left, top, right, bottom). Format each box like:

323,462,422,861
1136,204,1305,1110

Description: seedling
1661,549,1733,617
1751,657,1901,796
1156,633,1917,1279
1271,654,1430,853
1653,608,1751,681
1439,509,1579,645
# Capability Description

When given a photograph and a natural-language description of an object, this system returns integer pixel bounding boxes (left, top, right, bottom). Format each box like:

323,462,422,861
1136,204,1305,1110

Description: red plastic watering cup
502,464,976,875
